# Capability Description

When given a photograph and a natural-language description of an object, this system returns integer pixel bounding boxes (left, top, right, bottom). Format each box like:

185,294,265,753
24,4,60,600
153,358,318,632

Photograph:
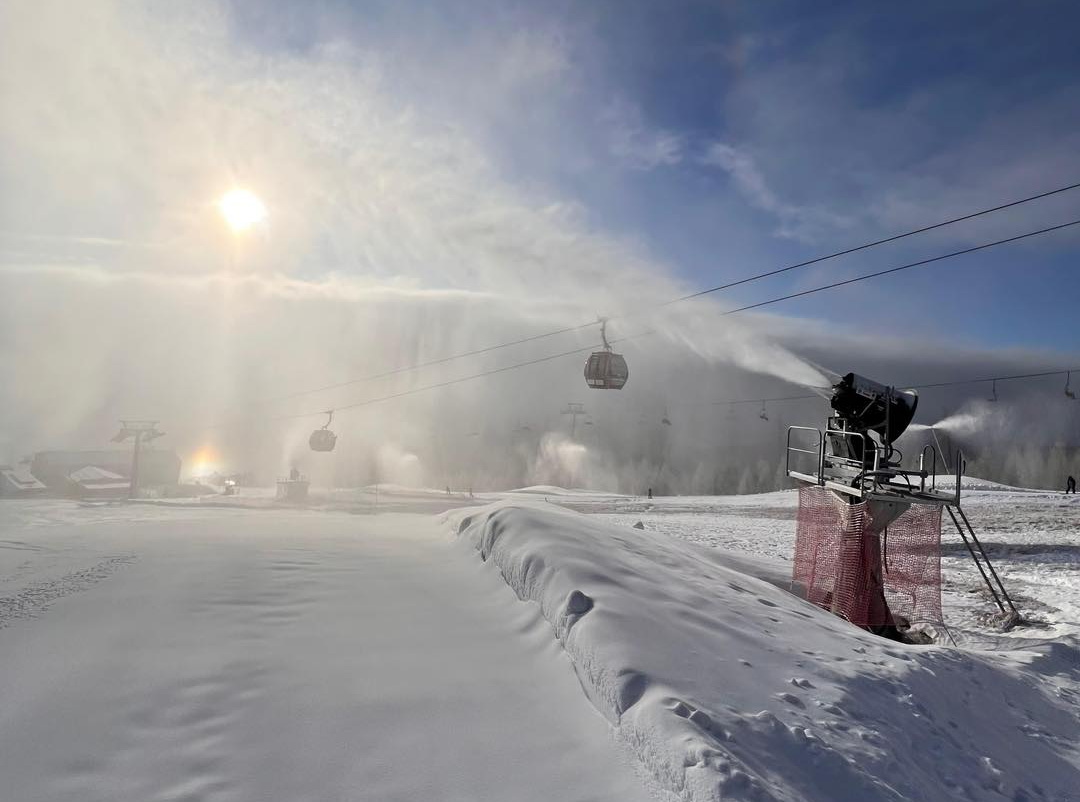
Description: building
0,464,47,498
30,449,181,491
66,465,129,498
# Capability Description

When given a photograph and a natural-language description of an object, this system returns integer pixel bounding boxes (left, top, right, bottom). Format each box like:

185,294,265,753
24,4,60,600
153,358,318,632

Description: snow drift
450,500,1080,802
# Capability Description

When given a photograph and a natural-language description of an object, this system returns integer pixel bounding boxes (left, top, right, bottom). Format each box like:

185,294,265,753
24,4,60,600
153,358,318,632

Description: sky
1,0,1078,488
224,0,1080,347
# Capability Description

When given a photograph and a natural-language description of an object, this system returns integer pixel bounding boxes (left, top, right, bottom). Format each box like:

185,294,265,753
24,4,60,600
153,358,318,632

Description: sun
217,188,267,231
191,445,220,476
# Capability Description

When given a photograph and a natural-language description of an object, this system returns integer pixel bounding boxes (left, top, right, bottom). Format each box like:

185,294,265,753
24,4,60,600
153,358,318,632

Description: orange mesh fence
792,486,942,628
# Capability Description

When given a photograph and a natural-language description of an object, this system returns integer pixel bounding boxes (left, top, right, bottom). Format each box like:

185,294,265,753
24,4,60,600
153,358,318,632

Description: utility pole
561,402,587,439
111,420,164,499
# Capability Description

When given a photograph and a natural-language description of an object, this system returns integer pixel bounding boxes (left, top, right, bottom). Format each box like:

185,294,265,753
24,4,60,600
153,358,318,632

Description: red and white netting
792,486,942,628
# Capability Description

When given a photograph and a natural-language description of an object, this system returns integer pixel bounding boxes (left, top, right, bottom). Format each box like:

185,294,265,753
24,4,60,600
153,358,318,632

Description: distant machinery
277,467,309,502
309,410,338,452
584,319,628,390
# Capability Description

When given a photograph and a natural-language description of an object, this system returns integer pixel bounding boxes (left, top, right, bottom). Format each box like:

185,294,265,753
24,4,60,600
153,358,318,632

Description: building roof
0,465,46,490
68,465,128,489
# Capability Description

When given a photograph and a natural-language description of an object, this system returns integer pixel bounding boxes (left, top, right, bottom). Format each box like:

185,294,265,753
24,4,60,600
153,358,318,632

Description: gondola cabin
584,350,629,390
309,411,338,452
309,428,337,452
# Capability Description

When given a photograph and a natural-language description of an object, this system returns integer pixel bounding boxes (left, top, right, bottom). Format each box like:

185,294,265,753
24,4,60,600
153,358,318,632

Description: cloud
714,23,1080,249
701,142,852,242
0,0,838,485
601,100,684,170
3,1,1075,493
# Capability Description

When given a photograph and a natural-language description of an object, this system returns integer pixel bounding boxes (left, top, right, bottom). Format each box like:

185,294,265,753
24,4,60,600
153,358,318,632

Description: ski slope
581,480,1080,640
1,480,1077,801
452,497,1080,802
0,503,653,802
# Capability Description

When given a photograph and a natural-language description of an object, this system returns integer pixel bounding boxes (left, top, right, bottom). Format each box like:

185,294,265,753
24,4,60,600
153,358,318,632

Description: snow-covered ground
452,498,1080,801
0,501,654,802
582,479,1080,641
1,478,1077,801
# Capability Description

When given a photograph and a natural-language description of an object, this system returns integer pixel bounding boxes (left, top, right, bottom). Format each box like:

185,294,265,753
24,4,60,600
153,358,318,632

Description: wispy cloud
601,100,684,170
701,142,851,242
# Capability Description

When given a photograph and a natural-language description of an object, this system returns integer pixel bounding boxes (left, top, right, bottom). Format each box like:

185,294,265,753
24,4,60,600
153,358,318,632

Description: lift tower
111,420,165,499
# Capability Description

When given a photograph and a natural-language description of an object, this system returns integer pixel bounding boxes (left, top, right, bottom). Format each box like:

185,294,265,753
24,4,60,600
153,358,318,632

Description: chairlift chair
309,410,338,452
584,319,629,390
1066,372,1076,400
988,379,998,403
759,401,769,421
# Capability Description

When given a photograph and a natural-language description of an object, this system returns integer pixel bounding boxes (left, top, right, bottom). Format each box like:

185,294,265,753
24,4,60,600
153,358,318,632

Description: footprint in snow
776,692,806,709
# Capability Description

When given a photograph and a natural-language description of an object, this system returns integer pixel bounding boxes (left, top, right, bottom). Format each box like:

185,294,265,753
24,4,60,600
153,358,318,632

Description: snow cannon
830,373,917,446
784,371,1019,639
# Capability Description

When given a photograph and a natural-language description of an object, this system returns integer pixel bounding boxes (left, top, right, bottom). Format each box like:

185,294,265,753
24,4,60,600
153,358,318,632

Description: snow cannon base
792,486,943,638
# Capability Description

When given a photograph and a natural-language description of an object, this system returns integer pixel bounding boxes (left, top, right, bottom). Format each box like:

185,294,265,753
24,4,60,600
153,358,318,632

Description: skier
1067,475,1077,494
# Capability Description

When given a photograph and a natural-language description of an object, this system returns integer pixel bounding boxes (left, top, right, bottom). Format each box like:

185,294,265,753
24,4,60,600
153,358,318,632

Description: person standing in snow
1067,475,1077,494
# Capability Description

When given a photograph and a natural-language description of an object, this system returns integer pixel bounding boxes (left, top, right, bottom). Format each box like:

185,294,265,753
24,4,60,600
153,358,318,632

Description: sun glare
191,445,220,476
218,188,267,231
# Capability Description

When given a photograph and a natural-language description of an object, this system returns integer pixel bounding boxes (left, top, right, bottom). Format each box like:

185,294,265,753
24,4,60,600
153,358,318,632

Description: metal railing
786,425,964,506
785,426,823,483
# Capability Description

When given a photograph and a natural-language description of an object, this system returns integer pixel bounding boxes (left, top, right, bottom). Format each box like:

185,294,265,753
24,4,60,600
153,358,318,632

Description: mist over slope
2,1,1077,493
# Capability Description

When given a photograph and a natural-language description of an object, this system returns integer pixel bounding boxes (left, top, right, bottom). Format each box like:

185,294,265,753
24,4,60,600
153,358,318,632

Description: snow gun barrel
830,373,918,445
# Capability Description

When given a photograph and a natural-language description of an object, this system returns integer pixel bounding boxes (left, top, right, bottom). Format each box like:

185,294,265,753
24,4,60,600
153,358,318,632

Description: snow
1,479,1078,801
508,485,631,497
0,502,653,802
586,482,1080,641
67,465,128,489
451,498,1080,802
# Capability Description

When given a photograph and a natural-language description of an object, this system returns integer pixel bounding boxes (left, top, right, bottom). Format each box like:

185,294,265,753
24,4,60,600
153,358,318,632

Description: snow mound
934,475,1050,492
449,501,1080,802
506,485,629,497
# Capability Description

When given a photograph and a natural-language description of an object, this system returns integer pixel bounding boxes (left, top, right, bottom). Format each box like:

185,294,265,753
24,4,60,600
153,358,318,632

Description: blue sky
226,0,1080,351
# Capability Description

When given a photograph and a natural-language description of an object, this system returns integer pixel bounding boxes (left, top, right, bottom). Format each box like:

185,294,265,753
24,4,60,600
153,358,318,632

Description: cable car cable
709,367,1080,408
651,180,1080,310
267,216,1080,421
719,217,1080,316
269,342,608,421
262,321,593,405
254,180,1080,406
